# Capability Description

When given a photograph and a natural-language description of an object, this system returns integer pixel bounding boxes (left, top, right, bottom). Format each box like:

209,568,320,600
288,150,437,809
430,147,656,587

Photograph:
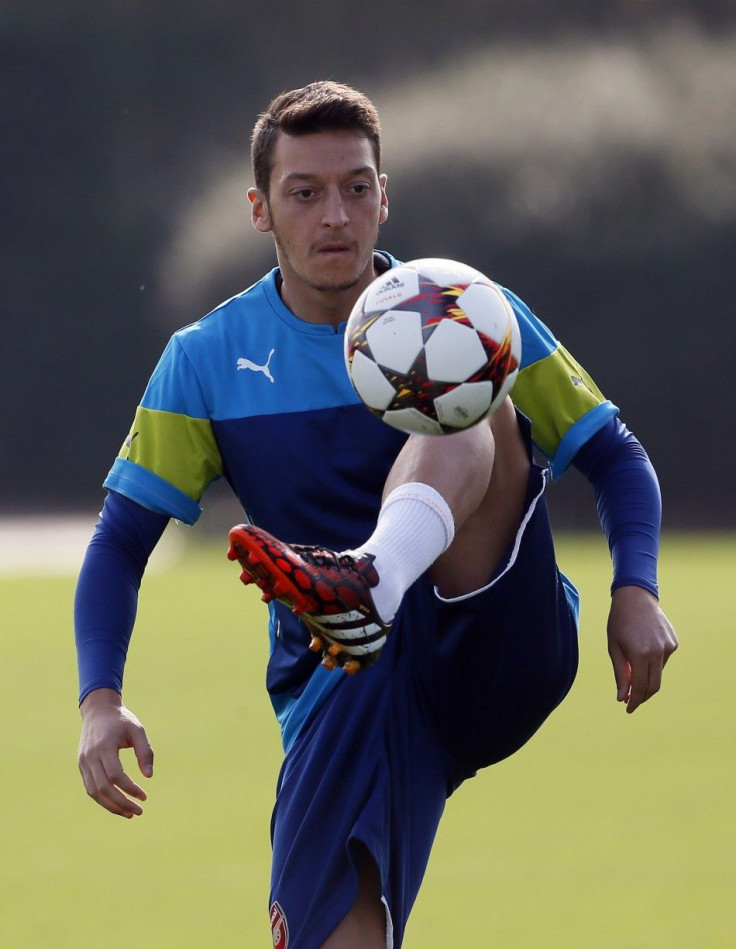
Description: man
76,81,677,948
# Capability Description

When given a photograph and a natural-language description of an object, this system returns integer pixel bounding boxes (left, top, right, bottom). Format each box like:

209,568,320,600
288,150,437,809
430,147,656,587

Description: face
249,130,388,317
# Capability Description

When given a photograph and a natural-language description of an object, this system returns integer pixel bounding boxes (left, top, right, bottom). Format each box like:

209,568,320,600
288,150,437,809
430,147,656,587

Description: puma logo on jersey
237,349,275,382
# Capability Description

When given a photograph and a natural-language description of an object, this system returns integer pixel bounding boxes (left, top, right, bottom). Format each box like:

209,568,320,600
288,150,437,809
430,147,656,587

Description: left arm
573,418,678,713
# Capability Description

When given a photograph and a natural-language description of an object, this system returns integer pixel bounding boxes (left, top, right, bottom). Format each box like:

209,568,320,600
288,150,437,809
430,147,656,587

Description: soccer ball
344,258,522,435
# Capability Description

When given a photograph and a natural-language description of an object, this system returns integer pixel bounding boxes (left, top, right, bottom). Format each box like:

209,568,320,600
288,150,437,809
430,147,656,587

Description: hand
607,585,678,714
78,688,154,818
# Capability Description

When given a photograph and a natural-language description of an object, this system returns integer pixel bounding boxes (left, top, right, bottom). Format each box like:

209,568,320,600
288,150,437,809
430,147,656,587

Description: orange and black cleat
227,524,391,673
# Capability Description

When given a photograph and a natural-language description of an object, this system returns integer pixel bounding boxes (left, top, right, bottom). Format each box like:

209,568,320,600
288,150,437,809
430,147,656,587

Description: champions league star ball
345,258,522,435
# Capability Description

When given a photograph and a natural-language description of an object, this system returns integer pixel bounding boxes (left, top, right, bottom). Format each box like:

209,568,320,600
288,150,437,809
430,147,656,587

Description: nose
321,188,349,228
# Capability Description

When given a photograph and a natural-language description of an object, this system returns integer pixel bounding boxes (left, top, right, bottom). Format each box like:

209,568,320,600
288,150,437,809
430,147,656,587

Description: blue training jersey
103,252,618,749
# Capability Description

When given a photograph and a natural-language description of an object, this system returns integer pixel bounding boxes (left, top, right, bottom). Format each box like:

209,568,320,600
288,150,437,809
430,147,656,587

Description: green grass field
1,532,734,947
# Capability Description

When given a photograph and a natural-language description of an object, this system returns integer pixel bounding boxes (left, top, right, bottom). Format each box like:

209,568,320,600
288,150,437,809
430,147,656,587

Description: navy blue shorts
268,439,579,947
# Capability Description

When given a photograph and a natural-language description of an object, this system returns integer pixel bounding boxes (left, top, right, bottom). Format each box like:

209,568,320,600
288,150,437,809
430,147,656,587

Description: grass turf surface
1,532,733,947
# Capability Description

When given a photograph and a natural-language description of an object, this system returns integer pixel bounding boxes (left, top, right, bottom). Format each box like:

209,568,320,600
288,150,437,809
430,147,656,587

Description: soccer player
75,80,678,948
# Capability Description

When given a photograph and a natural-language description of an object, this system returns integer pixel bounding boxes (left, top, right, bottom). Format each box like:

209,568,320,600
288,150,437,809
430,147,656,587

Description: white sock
352,482,455,622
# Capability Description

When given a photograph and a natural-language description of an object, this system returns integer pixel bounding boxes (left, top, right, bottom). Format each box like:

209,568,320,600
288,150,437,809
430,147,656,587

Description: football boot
227,524,391,673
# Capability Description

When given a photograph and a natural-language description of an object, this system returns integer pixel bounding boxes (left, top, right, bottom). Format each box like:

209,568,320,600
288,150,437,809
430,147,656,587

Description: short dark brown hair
251,80,382,195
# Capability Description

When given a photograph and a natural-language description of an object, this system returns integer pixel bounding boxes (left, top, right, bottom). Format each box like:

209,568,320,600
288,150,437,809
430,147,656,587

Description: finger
85,766,144,818
662,635,679,666
100,750,148,802
646,658,663,700
82,756,146,818
99,788,143,819
609,643,631,704
626,656,656,714
132,731,154,779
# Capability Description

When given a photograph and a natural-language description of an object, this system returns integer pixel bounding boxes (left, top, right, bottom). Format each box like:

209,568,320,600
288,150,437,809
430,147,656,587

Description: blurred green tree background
3,1,734,526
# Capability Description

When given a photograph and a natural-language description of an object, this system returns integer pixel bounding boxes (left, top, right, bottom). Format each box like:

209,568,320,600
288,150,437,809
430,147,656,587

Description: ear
378,173,389,223
248,187,272,233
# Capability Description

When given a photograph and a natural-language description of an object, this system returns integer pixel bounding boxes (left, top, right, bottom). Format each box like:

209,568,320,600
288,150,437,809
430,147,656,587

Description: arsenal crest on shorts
270,901,289,948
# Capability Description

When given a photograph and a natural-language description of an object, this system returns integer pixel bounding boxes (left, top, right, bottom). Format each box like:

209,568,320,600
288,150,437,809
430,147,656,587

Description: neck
277,254,382,328
279,281,358,328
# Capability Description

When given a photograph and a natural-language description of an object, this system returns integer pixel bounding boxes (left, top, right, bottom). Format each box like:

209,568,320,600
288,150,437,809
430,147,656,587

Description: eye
351,183,370,195
291,187,316,200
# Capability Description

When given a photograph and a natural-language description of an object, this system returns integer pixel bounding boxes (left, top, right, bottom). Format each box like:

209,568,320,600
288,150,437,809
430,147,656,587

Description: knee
489,398,531,476
385,418,496,523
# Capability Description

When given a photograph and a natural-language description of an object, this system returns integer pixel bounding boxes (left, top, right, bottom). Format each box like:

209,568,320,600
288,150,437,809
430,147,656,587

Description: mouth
314,242,353,257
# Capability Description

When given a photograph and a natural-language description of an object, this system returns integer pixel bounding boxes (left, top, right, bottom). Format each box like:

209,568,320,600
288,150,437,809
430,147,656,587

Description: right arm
75,491,168,817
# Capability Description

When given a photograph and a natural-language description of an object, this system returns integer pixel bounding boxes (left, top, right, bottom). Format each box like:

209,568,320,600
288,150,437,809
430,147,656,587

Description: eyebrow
280,166,376,183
